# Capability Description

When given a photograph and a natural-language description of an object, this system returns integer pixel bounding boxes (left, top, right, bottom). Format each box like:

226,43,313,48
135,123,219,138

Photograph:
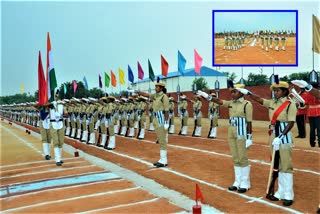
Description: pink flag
138,61,144,80
73,80,78,93
194,49,203,75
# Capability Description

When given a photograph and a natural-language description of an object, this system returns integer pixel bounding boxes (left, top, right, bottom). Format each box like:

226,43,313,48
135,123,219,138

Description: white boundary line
1,187,141,213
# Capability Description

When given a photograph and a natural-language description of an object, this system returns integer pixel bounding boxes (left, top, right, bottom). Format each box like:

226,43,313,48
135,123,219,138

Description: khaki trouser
139,113,146,128
228,126,248,167
269,134,293,173
153,118,168,150
39,121,51,143
50,126,65,148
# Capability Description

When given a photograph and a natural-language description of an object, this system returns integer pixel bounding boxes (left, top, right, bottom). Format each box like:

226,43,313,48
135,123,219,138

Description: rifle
192,118,197,136
208,118,213,138
266,149,280,199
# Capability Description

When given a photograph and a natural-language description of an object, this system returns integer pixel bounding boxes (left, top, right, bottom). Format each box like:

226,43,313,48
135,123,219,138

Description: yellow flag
313,14,320,54
119,68,125,85
21,84,25,93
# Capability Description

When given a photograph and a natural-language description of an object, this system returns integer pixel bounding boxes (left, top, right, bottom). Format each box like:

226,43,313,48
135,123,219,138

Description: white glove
245,139,253,148
197,90,209,99
236,88,252,95
272,134,283,151
127,89,138,93
164,121,169,130
291,80,313,91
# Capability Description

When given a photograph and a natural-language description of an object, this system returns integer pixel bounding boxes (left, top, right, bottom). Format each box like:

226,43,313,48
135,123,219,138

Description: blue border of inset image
212,10,298,67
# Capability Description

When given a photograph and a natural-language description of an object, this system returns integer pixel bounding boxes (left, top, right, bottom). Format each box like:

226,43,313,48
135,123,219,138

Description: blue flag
128,65,134,83
83,76,89,89
178,50,186,75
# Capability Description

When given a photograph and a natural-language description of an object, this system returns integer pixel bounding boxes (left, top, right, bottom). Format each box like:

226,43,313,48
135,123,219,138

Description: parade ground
0,117,319,213
214,38,296,65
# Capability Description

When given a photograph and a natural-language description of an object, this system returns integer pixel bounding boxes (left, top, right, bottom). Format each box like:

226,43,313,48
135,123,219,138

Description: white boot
275,46,279,51
181,126,188,135
159,150,168,165
107,136,116,150
283,173,294,201
229,166,242,190
239,166,251,192
65,127,70,136
265,47,269,51
42,142,51,159
128,128,135,137
114,124,119,134
209,127,217,138
134,121,139,129
274,172,285,200
76,129,81,139
94,120,100,130
138,129,145,139
282,46,286,51
195,126,201,136
81,130,88,142
71,128,76,137
54,147,62,165
100,134,107,147
88,132,95,144
149,123,155,131
169,125,175,134
120,126,127,135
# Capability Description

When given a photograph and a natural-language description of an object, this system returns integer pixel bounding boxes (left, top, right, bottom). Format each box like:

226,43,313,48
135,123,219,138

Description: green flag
148,59,155,82
105,72,110,87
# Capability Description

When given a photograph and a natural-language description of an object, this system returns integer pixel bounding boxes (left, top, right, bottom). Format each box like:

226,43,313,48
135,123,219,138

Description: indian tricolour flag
47,32,57,102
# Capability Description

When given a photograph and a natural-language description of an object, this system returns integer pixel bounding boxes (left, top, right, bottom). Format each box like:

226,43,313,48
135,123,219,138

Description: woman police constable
198,83,253,193
237,79,297,206
136,81,170,167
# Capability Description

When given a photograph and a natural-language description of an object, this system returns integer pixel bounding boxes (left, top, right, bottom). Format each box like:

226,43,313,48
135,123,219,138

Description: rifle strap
268,100,290,135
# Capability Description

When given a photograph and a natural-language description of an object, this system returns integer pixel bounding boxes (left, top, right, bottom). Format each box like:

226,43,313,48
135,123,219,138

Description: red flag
111,70,117,87
161,54,169,77
38,51,47,105
138,61,144,80
194,49,203,75
195,183,204,204
73,80,78,93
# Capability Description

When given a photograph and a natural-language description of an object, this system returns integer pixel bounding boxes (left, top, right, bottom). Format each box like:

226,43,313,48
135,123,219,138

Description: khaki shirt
262,97,297,122
150,92,169,112
179,100,188,111
222,97,253,122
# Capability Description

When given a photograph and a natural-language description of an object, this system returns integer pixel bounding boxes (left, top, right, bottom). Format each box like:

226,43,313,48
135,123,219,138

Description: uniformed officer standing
36,104,52,160
105,96,116,150
126,97,135,137
178,94,188,135
148,99,155,131
137,82,170,167
168,97,175,134
208,92,219,138
137,96,148,139
47,91,67,166
198,83,253,193
188,95,203,137
238,80,297,206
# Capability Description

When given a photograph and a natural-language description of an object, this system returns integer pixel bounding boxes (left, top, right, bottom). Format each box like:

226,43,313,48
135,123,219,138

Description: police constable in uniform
198,83,253,193
178,94,188,135
208,92,219,138
137,81,170,167
168,97,175,134
238,79,297,206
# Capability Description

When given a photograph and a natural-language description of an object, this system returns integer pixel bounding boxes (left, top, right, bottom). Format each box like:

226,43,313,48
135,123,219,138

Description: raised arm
235,88,264,105
197,90,223,105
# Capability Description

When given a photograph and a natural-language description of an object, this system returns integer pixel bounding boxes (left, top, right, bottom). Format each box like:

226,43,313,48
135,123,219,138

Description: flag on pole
148,59,155,82
38,51,47,105
73,80,77,93
119,68,125,85
178,50,187,75
128,65,134,83
195,183,204,204
111,70,117,87
99,74,102,88
194,49,203,75
138,61,144,80
47,32,57,102
161,55,169,77
313,14,320,53
83,76,89,89
63,84,67,95
105,72,110,87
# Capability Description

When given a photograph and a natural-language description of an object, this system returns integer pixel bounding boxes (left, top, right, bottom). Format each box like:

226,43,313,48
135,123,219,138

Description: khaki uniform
39,107,52,160
168,100,175,134
178,99,188,135
148,101,155,131
262,96,297,202
137,100,147,139
191,99,202,137
208,101,219,138
222,97,253,190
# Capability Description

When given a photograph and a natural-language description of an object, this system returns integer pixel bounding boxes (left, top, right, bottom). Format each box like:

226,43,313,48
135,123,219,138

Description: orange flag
195,183,204,204
161,54,169,77
111,70,117,87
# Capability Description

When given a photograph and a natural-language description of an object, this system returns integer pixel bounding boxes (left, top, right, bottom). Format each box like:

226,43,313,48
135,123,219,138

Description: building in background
132,66,228,93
